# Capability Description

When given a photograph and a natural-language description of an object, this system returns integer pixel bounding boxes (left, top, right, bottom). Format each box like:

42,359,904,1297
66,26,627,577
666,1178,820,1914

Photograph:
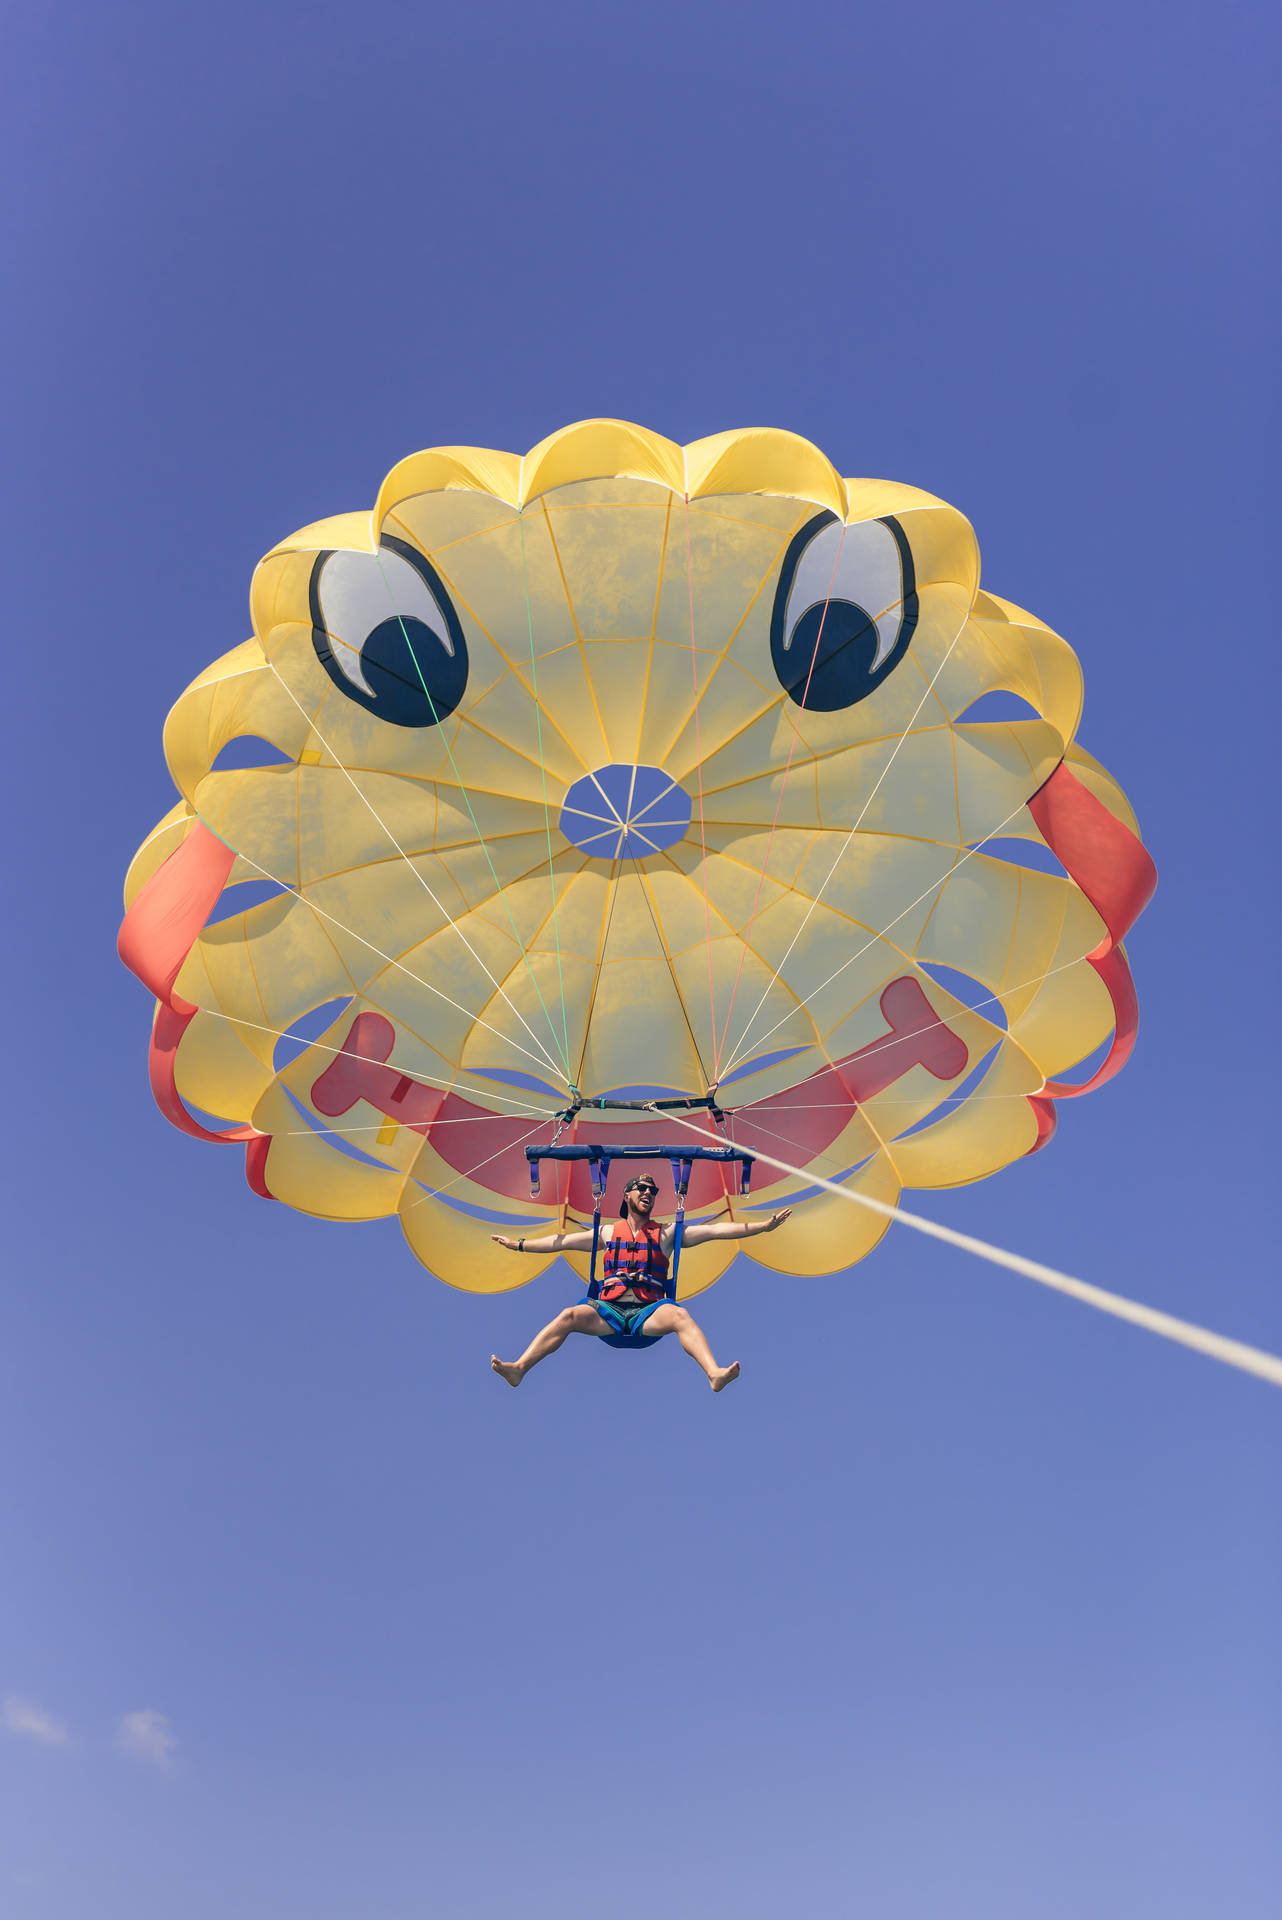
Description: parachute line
197,1007,560,1117
517,507,574,1077
662,1112,1282,1389
400,1117,551,1218
721,619,970,1077
567,861,621,1096
715,954,1088,1120
715,521,848,1068
628,852,715,1091
201,834,572,1082
683,492,720,1074
371,551,575,1082
721,796,1031,1073
265,658,569,1085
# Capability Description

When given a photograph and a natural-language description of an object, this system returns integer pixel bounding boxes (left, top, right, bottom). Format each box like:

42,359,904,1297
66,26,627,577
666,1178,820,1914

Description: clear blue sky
3,3,1279,1915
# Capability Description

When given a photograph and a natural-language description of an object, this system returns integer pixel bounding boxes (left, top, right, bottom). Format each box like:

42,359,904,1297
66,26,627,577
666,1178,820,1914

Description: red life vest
599,1223,670,1305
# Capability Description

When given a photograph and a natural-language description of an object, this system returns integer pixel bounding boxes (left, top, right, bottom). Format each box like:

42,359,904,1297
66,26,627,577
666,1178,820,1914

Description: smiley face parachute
118,420,1156,1300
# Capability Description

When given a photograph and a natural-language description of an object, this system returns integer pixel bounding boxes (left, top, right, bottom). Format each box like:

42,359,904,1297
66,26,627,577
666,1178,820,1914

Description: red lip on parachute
303,972,971,1210
119,757,1156,1206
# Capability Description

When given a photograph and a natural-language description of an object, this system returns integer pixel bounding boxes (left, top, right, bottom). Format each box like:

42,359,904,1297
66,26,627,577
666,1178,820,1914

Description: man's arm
490,1228,601,1255
680,1208,792,1247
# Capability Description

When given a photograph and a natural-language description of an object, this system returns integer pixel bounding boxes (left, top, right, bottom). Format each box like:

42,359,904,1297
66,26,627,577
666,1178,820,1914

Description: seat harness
525,1141,755,1351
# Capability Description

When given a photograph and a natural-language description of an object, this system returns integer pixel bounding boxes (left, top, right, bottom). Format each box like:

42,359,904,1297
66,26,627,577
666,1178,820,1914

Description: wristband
517,1238,525,1252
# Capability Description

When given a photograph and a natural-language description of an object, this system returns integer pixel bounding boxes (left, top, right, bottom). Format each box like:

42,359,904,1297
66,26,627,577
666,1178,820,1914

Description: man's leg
491,1304,608,1386
641,1304,740,1391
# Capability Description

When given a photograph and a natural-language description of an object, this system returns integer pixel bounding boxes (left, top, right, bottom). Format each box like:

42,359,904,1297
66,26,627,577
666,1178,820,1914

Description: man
490,1175,792,1391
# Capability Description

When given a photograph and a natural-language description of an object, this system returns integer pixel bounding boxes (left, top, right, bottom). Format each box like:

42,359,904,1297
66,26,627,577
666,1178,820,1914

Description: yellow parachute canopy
119,419,1155,1300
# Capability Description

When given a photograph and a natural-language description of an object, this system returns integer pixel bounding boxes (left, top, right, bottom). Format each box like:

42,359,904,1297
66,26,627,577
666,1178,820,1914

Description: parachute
119,419,1156,1300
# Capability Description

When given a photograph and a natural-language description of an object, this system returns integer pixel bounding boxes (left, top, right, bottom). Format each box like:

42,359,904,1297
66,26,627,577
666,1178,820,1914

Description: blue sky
3,2,1279,1915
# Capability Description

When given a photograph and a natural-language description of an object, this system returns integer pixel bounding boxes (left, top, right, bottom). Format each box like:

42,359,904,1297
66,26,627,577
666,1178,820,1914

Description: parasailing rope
658,1110,1282,1389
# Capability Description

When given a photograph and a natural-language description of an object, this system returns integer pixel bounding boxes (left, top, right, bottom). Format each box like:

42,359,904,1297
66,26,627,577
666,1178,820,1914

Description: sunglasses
628,1182,659,1196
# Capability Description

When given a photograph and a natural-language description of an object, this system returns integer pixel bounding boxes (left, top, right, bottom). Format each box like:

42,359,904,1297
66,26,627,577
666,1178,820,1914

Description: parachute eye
310,537,468,728
770,512,917,711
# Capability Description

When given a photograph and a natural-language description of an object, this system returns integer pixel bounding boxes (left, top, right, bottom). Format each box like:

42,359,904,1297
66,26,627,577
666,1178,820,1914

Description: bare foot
491,1355,524,1387
710,1361,740,1392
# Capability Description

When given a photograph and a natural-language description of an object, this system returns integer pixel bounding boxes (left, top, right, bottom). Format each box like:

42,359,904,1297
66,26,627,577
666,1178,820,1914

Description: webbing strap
667,1156,693,1299
585,1154,608,1300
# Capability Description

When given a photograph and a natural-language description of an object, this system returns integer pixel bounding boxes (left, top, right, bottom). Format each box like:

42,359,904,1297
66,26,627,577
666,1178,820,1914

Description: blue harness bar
525,1142,753,1183
524,1143,755,1351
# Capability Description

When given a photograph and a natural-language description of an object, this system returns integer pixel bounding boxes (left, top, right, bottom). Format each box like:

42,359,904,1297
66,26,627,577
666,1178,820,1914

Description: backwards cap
618,1174,659,1220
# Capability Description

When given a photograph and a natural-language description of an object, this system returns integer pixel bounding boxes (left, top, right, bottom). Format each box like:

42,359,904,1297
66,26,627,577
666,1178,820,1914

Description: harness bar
525,1140,754,1197
554,1092,726,1125
524,1143,756,1312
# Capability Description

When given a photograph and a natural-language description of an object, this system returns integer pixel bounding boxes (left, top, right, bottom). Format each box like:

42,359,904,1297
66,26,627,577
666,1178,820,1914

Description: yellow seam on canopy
694,721,967,794
358,856,595,1000
904,631,958,733
571,861,623,1092
451,695,590,791
997,865,1026,987
651,853,830,1039
436,847,593,963
635,492,674,767
948,708,963,847
696,720,959,796
537,498,610,759
215,829,582,906
718,621,977,1075
626,856,715,1089
435,854,594,1048
267,658,569,1080
673,841,961,948
399,537,599,773
196,828,572,1081
720,789,1033,1075
652,517,805,764
650,862,995,1096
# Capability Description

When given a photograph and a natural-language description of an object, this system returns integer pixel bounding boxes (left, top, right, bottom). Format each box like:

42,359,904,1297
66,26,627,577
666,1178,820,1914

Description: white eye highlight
317,548,454,696
783,518,906,672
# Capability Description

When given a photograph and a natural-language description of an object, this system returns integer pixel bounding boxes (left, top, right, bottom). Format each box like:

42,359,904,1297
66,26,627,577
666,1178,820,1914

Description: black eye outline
769,511,918,711
309,535,468,729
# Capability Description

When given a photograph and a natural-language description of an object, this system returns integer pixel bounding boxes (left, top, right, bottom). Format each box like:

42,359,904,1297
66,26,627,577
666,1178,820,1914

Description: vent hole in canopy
955,690,1042,724
206,877,291,925
273,998,355,1072
967,837,1068,878
918,962,1008,1030
210,735,293,771
1046,1031,1115,1089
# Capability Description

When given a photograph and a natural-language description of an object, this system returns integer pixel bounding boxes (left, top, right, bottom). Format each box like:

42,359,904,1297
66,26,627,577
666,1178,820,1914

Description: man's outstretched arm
491,1228,600,1255
680,1208,791,1247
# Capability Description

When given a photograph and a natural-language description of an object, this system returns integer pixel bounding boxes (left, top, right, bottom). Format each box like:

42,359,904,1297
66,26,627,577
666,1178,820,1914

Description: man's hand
491,1234,522,1251
762,1208,792,1233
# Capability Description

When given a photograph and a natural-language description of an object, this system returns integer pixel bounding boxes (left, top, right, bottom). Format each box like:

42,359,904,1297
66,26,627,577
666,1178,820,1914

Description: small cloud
4,1696,69,1746
116,1709,176,1769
